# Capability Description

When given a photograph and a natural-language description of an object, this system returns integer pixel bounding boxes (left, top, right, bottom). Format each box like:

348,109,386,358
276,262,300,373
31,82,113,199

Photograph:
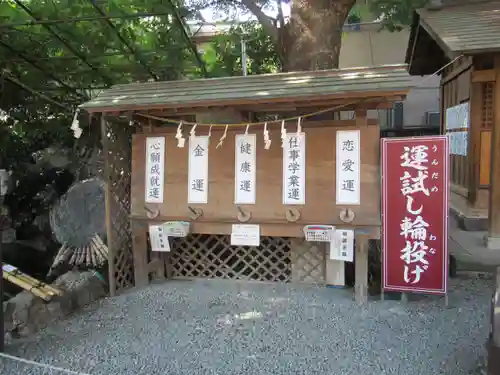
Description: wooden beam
487,57,500,243
132,223,149,288
467,80,484,205
354,235,369,305
472,69,495,83
84,90,410,114
147,256,165,277
441,58,472,85
142,98,401,118
101,115,117,296
138,119,380,133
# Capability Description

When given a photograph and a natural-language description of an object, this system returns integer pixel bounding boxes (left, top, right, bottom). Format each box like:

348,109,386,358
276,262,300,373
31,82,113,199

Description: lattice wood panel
105,120,134,292
290,239,326,285
170,235,291,282
482,82,494,129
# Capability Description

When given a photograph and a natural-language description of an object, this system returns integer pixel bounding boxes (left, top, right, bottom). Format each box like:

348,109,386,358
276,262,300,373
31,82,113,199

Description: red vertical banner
382,136,449,295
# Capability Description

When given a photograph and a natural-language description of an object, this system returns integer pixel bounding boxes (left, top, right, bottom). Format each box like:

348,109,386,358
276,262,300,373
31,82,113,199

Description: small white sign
188,136,209,204
336,130,361,205
329,229,354,262
145,137,166,203
303,225,335,242
162,221,190,237
283,133,306,205
448,131,468,156
231,224,260,247
445,102,469,130
235,134,257,204
149,224,171,252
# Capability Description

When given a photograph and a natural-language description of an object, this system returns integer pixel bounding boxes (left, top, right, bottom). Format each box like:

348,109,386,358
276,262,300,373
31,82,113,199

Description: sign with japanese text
148,224,171,252
329,229,354,262
235,134,257,204
230,224,260,247
336,130,361,205
283,133,306,205
188,136,209,204
145,137,165,204
382,136,449,294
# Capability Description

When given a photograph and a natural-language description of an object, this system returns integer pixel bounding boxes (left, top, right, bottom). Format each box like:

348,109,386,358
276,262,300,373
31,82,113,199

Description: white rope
0,352,92,375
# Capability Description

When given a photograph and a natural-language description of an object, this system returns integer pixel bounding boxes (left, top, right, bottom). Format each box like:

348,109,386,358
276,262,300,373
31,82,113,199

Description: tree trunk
280,0,356,72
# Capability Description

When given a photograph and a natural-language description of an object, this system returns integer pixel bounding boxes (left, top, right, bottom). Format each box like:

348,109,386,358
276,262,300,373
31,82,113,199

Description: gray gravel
0,274,493,375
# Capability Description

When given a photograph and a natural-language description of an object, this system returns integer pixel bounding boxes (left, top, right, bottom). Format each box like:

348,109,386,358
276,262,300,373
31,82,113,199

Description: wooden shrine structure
406,0,500,248
80,64,412,303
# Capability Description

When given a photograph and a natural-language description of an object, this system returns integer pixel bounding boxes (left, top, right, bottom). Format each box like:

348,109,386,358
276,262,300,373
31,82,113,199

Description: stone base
484,235,500,250
450,206,488,231
3,270,106,342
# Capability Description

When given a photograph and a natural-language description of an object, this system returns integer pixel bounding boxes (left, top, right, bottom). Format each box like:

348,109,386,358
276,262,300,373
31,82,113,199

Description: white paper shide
231,224,260,247
235,134,256,204
283,133,306,205
145,137,165,203
149,224,171,252
336,130,360,205
188,136,209,203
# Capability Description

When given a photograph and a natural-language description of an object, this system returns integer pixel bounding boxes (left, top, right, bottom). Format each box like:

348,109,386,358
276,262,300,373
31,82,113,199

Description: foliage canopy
0,0,425,170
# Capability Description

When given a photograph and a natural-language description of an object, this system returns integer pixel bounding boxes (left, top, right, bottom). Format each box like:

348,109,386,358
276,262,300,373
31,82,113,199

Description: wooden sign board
131,122,381,237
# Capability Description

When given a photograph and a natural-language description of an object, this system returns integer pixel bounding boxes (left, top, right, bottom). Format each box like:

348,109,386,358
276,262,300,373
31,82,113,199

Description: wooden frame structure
80,64,412,303
406,0,500,246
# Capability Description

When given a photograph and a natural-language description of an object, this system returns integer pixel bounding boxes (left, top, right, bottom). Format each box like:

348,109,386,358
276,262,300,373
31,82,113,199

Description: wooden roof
406,0,500,75
80,64,412,113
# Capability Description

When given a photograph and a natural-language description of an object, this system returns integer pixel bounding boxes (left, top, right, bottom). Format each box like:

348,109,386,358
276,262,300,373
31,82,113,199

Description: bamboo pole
2,272,51,301
4,264,63,296
15,273,63,296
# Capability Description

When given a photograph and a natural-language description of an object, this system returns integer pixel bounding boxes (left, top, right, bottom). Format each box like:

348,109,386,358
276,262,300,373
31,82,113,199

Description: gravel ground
0,274,493,375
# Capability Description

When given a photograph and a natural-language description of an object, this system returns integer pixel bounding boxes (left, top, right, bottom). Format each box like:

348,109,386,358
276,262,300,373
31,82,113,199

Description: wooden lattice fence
168,235,327,285
169,235,292,282
103,118,134,294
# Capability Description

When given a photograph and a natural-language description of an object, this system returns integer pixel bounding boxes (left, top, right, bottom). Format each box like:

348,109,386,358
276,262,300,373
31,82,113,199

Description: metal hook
188,206,203,220
285,208,300,222
237,206,251,222
339,208,355,223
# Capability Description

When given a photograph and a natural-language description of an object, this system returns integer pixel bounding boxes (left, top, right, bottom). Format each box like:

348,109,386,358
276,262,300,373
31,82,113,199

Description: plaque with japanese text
382,136,449,295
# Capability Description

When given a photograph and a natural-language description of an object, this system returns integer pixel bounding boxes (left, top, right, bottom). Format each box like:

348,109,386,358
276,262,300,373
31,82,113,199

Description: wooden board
131,121,381,236
480,130,491,186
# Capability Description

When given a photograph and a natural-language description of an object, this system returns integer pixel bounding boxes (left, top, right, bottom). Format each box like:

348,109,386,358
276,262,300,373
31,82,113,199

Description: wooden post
132,222,149,287
485,57,500,249
101,115,117,296
468,77,483,206
150,251,166,281
355,235,369,305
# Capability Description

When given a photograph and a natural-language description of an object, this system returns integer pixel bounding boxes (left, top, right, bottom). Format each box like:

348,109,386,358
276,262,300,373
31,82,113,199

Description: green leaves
367,0,428,30
0,0,205,169
203,22,280,77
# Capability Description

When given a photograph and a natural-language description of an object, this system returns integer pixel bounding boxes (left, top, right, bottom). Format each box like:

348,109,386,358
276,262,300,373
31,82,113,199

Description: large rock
3,270,106,341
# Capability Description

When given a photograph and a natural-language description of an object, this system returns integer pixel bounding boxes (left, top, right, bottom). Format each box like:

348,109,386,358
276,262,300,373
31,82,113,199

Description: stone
4,270,107,340
484,235,500,250
55,270,107,309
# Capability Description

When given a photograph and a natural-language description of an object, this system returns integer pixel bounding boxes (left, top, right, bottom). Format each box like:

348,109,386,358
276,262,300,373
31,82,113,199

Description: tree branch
276,0,285,28
239,0,278,43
